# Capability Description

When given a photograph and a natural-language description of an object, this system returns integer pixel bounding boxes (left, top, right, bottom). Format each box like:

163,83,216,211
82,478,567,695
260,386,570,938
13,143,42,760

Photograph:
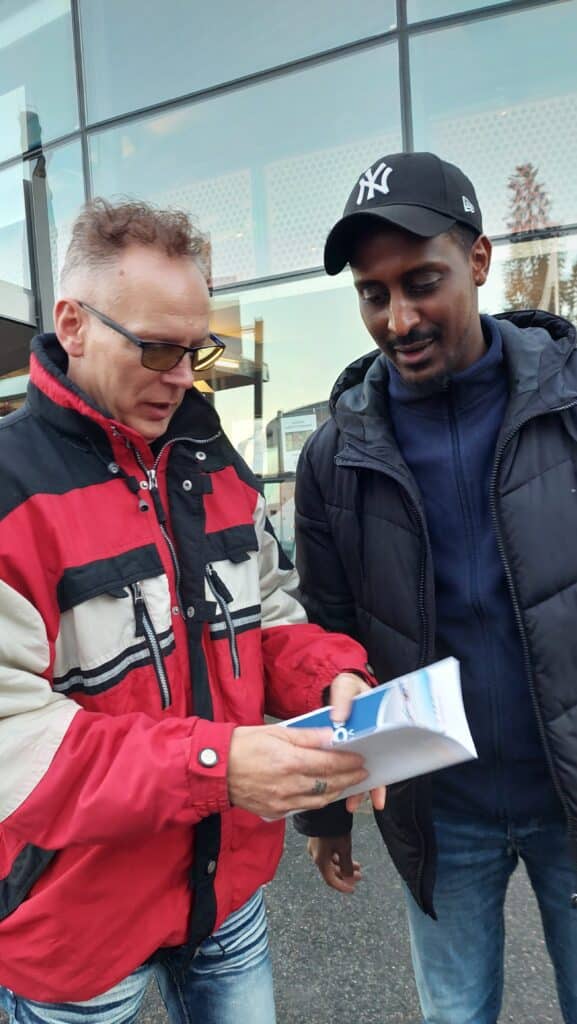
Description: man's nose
388,294,420,337
161,355,195,388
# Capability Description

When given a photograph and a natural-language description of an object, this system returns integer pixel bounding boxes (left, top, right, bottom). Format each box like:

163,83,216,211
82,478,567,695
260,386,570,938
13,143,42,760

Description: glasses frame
77,301,225,372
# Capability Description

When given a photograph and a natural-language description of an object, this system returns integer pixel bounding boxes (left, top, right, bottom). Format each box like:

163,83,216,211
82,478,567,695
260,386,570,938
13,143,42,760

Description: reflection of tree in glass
503,163,577,321
504,163,553,311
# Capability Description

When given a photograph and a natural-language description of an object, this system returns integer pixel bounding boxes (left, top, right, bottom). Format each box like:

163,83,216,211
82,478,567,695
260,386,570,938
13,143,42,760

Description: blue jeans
0,888,275,1024
405,816,577,1024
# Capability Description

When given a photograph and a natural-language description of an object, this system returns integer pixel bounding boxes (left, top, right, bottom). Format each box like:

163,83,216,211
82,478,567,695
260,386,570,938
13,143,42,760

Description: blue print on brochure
286,668,440,745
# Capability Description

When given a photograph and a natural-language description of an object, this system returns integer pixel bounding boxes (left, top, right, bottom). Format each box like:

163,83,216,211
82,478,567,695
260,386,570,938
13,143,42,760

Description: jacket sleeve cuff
293,800,353,837
187,721,237,817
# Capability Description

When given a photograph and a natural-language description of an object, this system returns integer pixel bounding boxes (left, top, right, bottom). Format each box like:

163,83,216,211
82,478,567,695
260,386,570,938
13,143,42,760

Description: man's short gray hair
60,198,210,290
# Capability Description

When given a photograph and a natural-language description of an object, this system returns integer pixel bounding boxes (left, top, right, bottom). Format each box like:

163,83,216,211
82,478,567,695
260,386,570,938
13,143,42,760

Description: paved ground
137,806,563,1024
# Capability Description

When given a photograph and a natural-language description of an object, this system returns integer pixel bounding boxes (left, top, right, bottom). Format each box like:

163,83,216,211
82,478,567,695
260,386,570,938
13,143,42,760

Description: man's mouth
142,401,175,419
393,337,436,364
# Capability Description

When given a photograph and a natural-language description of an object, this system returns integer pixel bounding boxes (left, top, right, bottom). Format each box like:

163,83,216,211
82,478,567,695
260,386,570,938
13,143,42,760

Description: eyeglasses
77,301,225,372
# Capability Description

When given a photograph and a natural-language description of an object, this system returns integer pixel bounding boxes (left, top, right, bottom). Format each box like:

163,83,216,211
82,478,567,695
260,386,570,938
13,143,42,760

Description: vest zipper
131,581,172,709
205,564,240,679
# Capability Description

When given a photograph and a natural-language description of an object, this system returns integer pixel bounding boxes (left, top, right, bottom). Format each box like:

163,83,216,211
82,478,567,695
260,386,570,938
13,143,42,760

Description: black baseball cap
324,151,483,275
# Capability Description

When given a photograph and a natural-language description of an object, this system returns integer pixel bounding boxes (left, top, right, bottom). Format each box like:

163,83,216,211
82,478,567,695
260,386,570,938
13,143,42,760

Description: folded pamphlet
283,657,477,807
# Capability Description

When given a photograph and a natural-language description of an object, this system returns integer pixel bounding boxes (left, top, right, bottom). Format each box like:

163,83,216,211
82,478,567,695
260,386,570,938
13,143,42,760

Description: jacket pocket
53,546,174,705
130,581,171,709
205,563,240,679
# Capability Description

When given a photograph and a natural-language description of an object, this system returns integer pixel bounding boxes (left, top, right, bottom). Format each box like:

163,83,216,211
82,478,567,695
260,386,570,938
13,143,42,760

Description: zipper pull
206,564,233,603
131,582,145,636
145,468,167,524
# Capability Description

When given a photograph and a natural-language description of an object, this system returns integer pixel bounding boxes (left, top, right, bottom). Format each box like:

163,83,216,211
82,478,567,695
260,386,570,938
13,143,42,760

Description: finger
325,869,358,894
296,768,369,802
334,865,362,884
328,672,369,724
295,745,366,778
370,786,387,811
285,775,368,813
338,845,355,879
273,725,335,749
345,792,366,813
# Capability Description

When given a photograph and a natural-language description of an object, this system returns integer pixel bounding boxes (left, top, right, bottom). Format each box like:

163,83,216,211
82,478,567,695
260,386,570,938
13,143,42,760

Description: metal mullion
406,0,569,35
0,131,84,176
397,0,414,152
70,0,91,200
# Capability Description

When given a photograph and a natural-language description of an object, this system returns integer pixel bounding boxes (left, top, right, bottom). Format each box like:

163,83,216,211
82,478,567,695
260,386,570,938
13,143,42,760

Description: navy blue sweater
389,316,562,821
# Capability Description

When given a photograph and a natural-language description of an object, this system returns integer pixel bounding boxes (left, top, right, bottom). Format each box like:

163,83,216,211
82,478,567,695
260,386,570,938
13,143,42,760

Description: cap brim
323,206,457,275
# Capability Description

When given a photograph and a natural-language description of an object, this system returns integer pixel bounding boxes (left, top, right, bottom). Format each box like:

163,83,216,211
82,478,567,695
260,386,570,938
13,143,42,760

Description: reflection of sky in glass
89,42,402,286
410,2,577,235
0,140,84,303
0,0,78,162
409,0,510,21
0,164,29,290
41,140,85,286
80,0,396,124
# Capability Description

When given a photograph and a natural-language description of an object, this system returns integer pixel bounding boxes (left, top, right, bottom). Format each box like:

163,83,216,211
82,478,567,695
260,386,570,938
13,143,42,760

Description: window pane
0,0,78,163
207,271,371,482
481,231,577,321
37,139,85,288
0,141,85,400
89,44,401,286
0,163,31,298
410,2,577,235
408,0,511,21
81,0,396,123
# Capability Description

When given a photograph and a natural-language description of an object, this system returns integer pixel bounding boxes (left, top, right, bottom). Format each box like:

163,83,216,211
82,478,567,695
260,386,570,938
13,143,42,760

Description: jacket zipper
336,452,432,667
132,435,221,616
131,581,172,709
205,563,241,679
446,384,505,817
490,400,577,827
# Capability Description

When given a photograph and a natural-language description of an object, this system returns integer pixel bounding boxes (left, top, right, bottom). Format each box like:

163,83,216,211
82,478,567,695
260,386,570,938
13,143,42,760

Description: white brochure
283,657,477,806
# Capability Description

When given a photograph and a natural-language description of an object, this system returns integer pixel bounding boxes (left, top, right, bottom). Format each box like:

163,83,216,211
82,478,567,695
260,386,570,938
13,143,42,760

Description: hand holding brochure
283,657,477,806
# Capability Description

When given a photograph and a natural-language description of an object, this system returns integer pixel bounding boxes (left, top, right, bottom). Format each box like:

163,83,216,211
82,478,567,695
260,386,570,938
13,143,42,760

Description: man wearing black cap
294,152,577,1023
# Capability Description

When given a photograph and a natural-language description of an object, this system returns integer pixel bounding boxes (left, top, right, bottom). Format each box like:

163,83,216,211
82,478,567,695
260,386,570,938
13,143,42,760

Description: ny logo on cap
357,162,393,205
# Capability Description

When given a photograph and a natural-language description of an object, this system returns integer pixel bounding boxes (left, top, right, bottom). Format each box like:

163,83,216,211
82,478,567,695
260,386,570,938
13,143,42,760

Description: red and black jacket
0,333,370,1001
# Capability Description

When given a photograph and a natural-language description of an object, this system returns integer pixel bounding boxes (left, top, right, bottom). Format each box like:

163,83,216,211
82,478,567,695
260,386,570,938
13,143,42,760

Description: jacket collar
26,333,223,460
331,311,577,465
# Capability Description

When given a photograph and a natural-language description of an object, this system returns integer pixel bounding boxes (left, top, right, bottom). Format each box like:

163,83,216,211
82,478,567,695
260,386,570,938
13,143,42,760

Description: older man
0,199,379,1024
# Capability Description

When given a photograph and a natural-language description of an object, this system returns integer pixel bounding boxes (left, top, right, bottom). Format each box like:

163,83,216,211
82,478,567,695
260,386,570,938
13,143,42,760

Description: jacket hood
330,310,577,431
26,332,223,453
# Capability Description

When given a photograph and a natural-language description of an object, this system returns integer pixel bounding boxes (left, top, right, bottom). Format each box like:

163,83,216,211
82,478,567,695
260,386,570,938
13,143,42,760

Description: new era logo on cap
324,151,483,275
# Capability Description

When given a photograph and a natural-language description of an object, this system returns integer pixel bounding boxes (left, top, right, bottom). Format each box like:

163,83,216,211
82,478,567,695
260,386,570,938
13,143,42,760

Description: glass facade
1,0,576,534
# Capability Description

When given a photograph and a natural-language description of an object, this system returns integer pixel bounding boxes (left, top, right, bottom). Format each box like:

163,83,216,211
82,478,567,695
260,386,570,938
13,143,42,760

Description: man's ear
470,234,492,288
54,299,86,358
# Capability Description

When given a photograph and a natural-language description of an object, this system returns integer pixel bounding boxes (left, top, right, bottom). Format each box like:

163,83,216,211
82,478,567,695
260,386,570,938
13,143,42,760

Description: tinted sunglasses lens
141,344,182,371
